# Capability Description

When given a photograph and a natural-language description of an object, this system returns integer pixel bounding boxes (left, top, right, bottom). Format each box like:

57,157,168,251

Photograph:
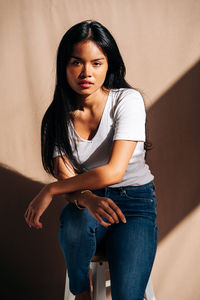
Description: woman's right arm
53,156,126,226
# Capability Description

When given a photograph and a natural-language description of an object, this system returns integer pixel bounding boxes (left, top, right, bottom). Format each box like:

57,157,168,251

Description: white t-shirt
53,88,154,186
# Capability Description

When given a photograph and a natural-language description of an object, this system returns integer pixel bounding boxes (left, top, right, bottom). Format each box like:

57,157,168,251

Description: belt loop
104,187,108,197
119,186,125,196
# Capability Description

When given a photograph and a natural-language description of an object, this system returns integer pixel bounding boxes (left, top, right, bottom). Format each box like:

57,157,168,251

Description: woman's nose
80,64,92,77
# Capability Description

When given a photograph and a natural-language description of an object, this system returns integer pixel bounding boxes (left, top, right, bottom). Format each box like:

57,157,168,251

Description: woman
24,20,158,300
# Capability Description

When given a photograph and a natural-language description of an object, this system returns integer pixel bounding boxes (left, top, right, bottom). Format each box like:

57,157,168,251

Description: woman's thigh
104,182,158,300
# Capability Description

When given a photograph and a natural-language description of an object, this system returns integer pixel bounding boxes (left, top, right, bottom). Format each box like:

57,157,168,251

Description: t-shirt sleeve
52,145,65,158
113,89,146,142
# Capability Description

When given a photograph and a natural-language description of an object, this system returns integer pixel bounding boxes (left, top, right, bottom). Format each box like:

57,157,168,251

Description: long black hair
41,20,151,178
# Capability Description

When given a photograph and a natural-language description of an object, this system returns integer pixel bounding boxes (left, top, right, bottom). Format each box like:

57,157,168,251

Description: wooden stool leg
90,262,106,300
64,271,75,300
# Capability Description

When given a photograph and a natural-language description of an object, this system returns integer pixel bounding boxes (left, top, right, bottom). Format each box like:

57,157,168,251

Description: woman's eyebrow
70,56,105,61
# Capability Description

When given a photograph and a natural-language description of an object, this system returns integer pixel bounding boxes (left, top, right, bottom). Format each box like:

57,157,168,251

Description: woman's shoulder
108,87,146,120
111,87,143,100
110,88,144,106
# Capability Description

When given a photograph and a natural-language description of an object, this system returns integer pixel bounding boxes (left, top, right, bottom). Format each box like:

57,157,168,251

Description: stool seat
91,255,108,263
91,240,107,263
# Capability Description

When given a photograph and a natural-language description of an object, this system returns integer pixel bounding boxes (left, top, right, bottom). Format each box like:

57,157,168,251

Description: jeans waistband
93,181,155,195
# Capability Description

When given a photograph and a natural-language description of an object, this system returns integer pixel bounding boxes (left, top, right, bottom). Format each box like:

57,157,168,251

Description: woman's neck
75,87,110,112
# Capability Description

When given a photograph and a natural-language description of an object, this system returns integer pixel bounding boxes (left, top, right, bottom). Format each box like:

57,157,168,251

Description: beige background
0,0,200,299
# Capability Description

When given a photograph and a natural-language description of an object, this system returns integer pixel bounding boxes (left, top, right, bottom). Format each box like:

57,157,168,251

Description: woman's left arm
24,140,137,229
50,140,137,194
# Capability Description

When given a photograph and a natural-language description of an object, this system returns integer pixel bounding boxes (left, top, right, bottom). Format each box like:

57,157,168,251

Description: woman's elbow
114,171,124,184
105,169,124,185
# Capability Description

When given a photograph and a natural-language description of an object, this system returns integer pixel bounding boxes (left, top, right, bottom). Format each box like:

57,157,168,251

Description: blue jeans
58,181,158,299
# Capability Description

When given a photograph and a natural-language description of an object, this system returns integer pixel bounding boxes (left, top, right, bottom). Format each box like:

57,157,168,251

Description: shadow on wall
0,164,66,300
146,60,200,242
1,61,200,299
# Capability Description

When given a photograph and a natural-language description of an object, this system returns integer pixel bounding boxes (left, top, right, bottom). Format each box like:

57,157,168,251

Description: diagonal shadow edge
146,60,200,241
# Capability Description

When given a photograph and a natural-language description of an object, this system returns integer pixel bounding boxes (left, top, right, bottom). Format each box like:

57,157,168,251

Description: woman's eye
72,61,80,65
93,62,101,66
71,61,101,66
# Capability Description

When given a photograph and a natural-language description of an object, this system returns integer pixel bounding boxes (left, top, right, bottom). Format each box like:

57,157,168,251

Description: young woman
24,20,158,300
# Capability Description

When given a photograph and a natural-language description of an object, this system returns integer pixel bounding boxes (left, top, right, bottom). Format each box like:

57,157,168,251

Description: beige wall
0,1,200,299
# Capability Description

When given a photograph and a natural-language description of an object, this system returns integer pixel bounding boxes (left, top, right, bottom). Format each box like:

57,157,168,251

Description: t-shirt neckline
70,89,112,143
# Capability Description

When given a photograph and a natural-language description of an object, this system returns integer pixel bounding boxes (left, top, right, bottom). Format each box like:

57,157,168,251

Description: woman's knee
58,203,97,249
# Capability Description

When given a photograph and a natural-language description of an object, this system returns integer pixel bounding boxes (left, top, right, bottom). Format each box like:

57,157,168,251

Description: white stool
64,253,156,300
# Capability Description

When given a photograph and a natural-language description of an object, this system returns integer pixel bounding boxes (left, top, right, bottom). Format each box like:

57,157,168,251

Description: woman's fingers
24,208,33,227
24,187,52,229
92,197,126,226
34,214,43,228
94,212,112,227
97,207,116,224
100,202,119,223
107,199,126,223
24,207,42,229
101,198,126,223
99,198,119,223
24,209,28,221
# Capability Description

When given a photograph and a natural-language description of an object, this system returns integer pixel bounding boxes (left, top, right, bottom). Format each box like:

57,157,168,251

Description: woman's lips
79,82,94,88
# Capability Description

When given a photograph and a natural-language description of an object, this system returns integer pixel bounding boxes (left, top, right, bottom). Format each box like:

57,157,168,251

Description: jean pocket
123,190,154,203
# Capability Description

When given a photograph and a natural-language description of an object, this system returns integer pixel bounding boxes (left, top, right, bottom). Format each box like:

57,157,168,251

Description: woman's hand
80,194,127,227
24,185,53,229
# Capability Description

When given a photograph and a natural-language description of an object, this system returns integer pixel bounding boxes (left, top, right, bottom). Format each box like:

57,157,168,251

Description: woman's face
66,40,109,96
